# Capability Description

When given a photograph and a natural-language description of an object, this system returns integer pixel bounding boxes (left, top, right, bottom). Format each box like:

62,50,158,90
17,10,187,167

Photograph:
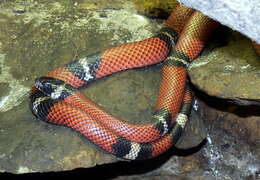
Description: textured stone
178,0,260,43
133,0,179,17
0,100,116,173
75,0,134,10
189,32,260,105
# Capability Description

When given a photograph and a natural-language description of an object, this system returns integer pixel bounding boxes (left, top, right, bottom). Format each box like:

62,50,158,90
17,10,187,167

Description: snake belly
30,5,219,160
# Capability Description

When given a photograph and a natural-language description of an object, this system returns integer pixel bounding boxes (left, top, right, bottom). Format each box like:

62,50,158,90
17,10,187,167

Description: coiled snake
30,5,223,160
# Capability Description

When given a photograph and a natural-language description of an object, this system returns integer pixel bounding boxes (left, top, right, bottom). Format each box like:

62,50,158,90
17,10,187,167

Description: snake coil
30,5,219,160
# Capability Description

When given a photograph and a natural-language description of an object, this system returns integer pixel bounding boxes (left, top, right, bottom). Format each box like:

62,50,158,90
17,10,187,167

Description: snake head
35,77,73,100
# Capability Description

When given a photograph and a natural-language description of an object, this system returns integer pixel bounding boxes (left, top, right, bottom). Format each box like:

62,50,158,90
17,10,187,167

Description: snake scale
30,5,224,160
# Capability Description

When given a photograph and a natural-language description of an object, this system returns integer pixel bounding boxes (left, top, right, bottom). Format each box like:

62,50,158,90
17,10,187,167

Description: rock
0,100,116,173
178,0,260,43
74,0,134,10
133,0,179,17
199,97,260,149
189,32,260,106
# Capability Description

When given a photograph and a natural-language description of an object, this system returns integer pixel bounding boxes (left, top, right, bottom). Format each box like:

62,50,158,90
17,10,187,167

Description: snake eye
43,82,52,89
35,77,58,96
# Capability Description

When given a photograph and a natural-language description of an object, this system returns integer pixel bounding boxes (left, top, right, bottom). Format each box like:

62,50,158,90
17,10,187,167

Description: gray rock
178,0,260,43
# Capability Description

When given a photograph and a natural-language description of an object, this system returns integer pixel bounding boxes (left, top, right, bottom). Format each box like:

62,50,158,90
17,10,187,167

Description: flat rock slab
189,33,260,105
0,99,116,173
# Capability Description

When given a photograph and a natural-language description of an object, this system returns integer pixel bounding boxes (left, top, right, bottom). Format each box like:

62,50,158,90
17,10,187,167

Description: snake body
30,5,219,160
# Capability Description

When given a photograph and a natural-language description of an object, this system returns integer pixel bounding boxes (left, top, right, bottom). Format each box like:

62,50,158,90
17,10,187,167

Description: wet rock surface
0,0,259,179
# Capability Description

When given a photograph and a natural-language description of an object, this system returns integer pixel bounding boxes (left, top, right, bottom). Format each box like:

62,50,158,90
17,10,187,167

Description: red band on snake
30,5,219,160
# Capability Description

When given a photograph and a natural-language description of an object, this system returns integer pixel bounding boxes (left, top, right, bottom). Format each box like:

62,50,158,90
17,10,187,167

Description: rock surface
189,31,260,106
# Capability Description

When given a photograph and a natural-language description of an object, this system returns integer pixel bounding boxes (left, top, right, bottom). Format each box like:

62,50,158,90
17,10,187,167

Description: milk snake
30,5,221,160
